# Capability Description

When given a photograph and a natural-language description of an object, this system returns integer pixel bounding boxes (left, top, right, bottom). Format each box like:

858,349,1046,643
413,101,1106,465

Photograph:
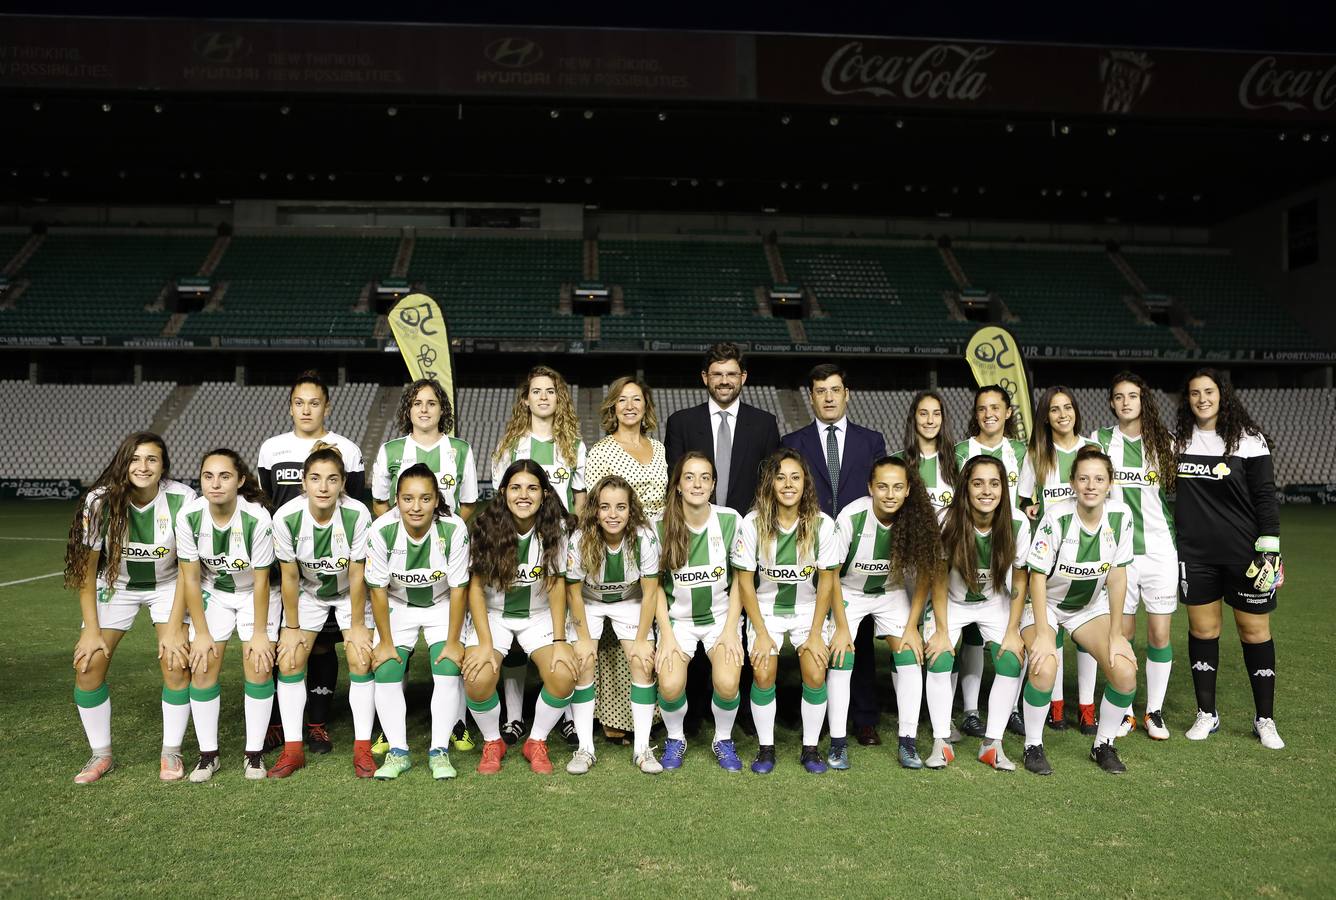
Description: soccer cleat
557,719,579,747
500,720,526,746
374,749,412,780
262,723,284,753
827,738,850,771
1144,710,1170,741
1022,744,1053,776
1048,700,1068,731
428,747,457,780
476,739,506,775
959,712,986,738
1116,714,1137,738
947,722,963,744
661,738,687,770
800,746,828,774
266,746,306,779
634,747,664,774
243,751,267,780
1185,709,1220,741
74,755,114,785
1006,710,1025,736
1253,718,1285,750
750,745,776,774
1078,703,1098,735
522,738,553,774
371,732,390,757
897,736,923,770
978,738,1015,771
159,753,185,782
353,741,376,778
566,748,596,775
925,738,955,770
188,753,220,783
711,739,743,772
1090,741,1127,774
451,722,475,752
305,723,332,755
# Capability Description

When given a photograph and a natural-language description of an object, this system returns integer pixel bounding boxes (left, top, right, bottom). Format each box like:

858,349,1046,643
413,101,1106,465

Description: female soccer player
1019,446,1138,775
1095,372,1178,740
174,449,276,782
897,389,957,512
735,450,840,774
65,432,196,784
1173,368,1284,750
269,444,376,779
364,463,472,780
257,370,365,755
923,456,1030,770
372,378,478,521
460,460,578,775
1018,386,1100,735
565,475,663,773
828,456,943,770
652,451,747,772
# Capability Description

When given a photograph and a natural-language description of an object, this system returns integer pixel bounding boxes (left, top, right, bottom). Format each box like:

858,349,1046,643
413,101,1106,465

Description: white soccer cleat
565,748,596,775
1116,714,1136,738
1144,710,1170,741
634,748,664,774
1253,718,1285,750
1185,709,1220,741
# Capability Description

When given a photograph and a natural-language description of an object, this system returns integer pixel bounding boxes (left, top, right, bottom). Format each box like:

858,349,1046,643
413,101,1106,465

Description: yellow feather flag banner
965,325,1033,444
388,293,456,422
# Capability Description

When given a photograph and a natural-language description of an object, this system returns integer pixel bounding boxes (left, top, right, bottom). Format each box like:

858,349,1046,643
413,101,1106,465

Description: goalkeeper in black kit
1172,368,1284,750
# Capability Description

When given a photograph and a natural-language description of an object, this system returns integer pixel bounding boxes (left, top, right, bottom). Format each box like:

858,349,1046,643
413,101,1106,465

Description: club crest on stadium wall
1099,50,1154,113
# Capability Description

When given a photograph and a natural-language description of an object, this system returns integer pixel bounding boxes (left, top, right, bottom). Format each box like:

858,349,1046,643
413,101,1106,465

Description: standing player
364,463,472,780
268,444,377,779
828,456,943,770
896,389,958,512
1018,446,1138,775
1095,372,1178,740
565,475,664,773
1173,368,1284,749
734,450,841,775
652,451,747,772
257,370,364,755
65,432,196,784
174,449,276,782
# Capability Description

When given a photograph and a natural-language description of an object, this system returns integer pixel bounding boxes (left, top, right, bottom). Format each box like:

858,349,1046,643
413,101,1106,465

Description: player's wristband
552,637,567,642
1255,536,1280,553
283,625,301,631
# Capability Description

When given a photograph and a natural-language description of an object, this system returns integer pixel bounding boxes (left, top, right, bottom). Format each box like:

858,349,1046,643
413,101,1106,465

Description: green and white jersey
954,437,1027,509
734,510,840,616
566,525,660,604
373,434,479,514
492,433,587,512
657,505,741,627
176,495,274,597
1093,426,1176,556
945,510,1030,605
909,450,955,511
365,511,470,609
483,527,568,619
273,495,373,600
1017,437,1101,520
1026,499,1133,612
834,495,903,597
83,479,196,597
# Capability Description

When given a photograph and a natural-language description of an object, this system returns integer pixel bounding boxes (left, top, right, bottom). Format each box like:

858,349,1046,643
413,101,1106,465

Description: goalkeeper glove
1245,536,1283,592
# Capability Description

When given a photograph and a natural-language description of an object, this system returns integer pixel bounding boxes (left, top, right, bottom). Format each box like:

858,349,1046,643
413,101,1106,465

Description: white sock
960,642,984,712
502,663,527,722
711,694,739,743
986,674,1023,740
77,692,112,754
277,677,306,743
1052,648,1066,702
925,669,955,740
1078,648,1098,706
531,689,569,742
662,699,688,741
375,680,409,751
430,674,461,750
630,683,655,754
571,682,596,754
1023,692,1049,747
161,692,191,751
1095,689,1125,745
895,662,923,739
751,688,777,745
826,667,852,739
347,677,374,740
243,690,273,753
1146,652,1172,714
469,696,502,742
191,693,220,753
800,690,827,746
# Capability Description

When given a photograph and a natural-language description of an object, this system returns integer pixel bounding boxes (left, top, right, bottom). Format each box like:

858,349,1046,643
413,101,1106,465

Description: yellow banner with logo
388,293,456,425
965,326,1033,444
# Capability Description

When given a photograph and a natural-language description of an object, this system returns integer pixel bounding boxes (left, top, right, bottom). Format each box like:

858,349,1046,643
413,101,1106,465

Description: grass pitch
1,502,1332,898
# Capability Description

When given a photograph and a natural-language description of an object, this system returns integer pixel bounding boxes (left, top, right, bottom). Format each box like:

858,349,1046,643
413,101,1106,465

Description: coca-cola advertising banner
757,36,1336,119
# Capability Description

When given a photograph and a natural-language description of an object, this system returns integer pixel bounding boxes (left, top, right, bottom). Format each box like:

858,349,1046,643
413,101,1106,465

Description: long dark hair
900,389,957,486
576,475,651,576
1173,367,1271,457
660,450,715,572
967,384,1018,439
200,448,269,508
1028,385,1084,486
941,455,1016,596
64,431,170,590
469,459,572,593
395,378,455,436
867,455,944,581
1108,370,1176,493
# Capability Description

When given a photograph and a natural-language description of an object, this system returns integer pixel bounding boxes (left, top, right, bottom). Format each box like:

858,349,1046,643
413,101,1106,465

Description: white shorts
89,584,177,632
669,618,735,654
585,600,645,643
1124,550,1179,615
190,589,280,643
297,591,374,632
1020,600,1107,637
842,588,912,639
387,600,453,649
924,596,1011,648
747,607,829,654
466,609,575,656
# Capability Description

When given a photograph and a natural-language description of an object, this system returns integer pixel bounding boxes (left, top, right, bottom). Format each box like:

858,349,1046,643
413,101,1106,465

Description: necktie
826,424,841,500
715,410,732,506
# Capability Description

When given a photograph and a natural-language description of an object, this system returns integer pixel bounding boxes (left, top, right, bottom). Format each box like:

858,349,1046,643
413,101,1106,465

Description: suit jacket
664,401,780,514
782,420,887,516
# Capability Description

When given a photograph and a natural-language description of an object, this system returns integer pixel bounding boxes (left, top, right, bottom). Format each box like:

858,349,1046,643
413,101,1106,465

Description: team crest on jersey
551,467,569,484
437,537,449,555
157,515,171,532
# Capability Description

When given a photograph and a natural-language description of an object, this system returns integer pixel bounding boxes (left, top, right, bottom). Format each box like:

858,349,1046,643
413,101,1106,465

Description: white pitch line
0,571,62,588
0,536,63,541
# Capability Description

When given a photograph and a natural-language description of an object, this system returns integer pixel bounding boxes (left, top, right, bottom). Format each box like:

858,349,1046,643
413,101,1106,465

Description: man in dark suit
782,363,888,746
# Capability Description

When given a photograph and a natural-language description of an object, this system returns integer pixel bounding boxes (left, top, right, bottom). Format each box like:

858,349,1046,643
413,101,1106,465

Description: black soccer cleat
1006,710,1025,736
959,713,986,738
1023,744,1053,776
500,720,527,746
1090,741,1127,774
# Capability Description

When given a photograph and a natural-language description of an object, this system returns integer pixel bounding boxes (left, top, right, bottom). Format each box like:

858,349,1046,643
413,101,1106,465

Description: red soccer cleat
266,743,306,779
522,738,553,774
352,740,376,778
477,739,507,775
